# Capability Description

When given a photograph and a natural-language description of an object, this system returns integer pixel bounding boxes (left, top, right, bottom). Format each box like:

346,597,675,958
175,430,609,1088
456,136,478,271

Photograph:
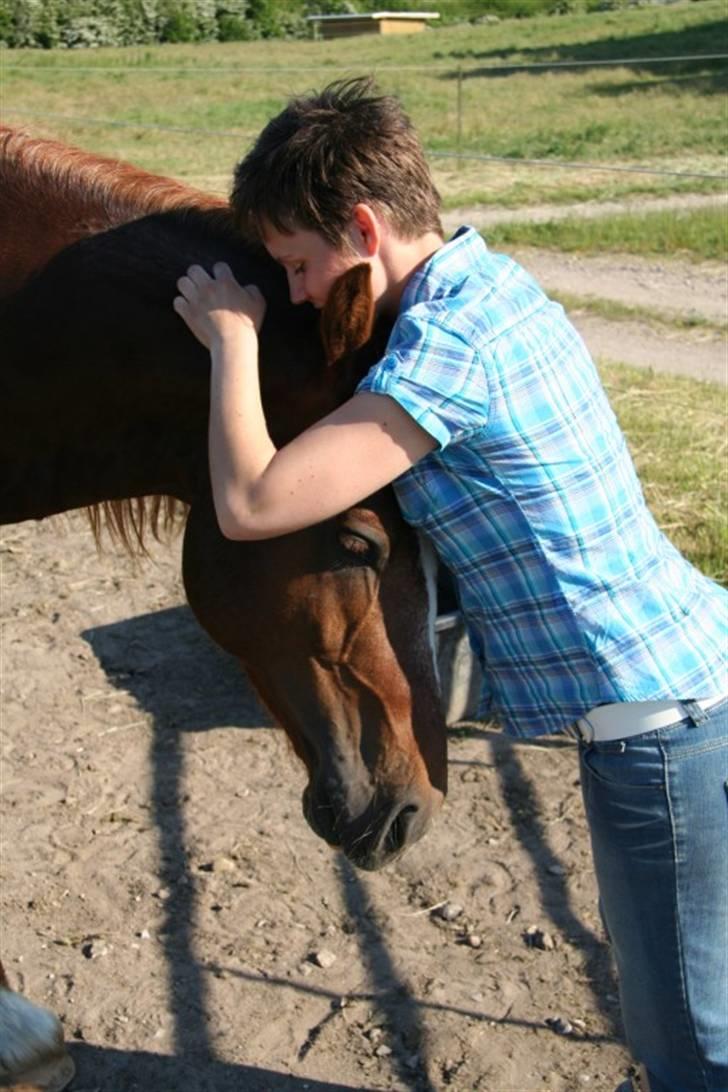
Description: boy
174,78,727,1091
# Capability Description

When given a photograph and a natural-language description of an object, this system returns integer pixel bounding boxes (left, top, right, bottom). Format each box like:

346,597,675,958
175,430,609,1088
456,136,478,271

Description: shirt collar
400,225,486,312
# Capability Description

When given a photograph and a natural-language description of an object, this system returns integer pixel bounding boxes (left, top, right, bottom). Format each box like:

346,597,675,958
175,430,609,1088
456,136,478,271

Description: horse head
183,262,447,870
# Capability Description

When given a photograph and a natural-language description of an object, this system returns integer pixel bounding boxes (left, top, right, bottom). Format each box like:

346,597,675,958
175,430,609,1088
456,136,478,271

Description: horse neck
0,209,343,528
0,320,209,526
0,126,227,297
0,131,360,527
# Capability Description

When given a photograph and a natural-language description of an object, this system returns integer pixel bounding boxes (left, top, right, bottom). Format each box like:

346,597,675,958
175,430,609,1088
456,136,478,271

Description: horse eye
338,530,373,557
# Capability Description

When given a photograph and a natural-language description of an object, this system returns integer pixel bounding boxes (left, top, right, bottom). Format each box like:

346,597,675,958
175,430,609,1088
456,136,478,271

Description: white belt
572,694,726,744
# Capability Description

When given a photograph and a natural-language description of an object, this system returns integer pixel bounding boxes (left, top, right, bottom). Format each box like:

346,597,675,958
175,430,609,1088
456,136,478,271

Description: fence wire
2,52,726,73
3,107,726,183
3,49,726,183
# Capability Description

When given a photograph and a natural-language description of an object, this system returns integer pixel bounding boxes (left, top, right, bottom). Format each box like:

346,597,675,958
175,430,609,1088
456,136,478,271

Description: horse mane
86,496,184,556
0,126,228,226
1,128,234,553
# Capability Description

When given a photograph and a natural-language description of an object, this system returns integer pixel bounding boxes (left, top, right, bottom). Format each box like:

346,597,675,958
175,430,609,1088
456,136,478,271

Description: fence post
457,65,463,169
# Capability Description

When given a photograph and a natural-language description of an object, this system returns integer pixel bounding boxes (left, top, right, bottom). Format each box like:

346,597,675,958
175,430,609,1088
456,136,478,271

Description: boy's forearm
208,328,277,538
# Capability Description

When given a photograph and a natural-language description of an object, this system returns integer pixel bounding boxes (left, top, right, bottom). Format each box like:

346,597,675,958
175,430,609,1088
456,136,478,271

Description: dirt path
442,191,727,232
443,195,728,386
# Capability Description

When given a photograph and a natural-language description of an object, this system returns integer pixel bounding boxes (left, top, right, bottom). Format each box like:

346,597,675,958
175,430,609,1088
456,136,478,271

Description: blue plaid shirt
357,227,728,737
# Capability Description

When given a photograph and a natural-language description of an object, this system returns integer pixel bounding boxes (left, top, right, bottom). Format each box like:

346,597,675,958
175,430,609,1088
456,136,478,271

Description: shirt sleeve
355,309,489,450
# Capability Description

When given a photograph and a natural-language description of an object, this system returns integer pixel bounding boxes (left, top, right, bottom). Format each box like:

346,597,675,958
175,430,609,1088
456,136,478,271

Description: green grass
485,206,728,262
601,362,727,584
0,0,725,202
553,292,726,335
438,172,725,213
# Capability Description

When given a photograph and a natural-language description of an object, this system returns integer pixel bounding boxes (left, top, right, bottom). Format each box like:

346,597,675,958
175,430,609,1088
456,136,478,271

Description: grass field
486,205,728,261
1,0,725,206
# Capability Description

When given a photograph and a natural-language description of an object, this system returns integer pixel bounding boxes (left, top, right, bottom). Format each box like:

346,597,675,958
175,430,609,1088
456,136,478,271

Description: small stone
525,925,555,950
466,933,482,948
137,929,151,940
375,1044,392,1057
310,949,336,969
212,856,236,873
81,941,108,960
545,1015,573,1036
547,863,567,876
437,901,464,922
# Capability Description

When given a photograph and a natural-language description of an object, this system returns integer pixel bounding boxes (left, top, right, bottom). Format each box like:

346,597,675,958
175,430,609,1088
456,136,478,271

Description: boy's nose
288,277,308,305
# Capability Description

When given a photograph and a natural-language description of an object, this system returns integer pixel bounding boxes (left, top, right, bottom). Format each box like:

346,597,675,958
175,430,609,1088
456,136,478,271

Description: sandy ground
0,517,631,1092
1,222,724,1092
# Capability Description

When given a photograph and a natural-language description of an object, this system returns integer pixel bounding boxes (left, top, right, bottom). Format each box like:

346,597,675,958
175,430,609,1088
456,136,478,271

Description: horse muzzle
302,780,442,871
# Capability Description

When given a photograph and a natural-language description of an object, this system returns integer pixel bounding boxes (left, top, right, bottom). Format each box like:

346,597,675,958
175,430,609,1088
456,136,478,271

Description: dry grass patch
601,361,727,584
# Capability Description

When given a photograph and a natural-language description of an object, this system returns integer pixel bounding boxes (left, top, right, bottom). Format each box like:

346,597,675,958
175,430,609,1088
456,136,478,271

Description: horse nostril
384,802,420,855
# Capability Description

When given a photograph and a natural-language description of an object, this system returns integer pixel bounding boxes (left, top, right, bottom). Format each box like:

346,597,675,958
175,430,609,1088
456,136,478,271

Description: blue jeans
579,699,728,1092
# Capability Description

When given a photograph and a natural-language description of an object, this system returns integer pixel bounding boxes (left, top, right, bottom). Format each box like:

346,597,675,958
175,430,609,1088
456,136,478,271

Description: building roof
307,11,440,21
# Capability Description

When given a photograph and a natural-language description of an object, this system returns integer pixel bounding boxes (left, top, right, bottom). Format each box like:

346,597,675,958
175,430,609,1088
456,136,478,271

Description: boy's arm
209,325,435,540
175,262,436,541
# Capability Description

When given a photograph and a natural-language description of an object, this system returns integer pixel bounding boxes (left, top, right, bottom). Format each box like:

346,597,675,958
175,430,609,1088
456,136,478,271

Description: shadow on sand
76,604,621,1089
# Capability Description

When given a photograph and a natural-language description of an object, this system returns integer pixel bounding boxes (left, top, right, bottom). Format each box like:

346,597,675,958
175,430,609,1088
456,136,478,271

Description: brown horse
0,128,448,1086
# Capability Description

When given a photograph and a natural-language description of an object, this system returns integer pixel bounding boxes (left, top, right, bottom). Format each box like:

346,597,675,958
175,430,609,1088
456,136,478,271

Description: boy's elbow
219,519,255,542
215,498,263,542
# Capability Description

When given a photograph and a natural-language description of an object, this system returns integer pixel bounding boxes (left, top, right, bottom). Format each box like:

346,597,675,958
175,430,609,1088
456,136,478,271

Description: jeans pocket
580,737,666,790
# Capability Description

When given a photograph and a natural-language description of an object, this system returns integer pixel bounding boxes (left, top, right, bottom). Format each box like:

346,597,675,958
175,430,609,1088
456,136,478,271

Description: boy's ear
319,263,375,367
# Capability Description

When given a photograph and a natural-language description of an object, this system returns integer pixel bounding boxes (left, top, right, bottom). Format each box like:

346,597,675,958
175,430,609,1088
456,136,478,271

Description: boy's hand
173,262,266,350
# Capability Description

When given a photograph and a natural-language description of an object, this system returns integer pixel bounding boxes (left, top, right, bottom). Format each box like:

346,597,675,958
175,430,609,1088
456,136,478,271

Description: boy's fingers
212,261,233,279
186,264,210,285
243,284,265,304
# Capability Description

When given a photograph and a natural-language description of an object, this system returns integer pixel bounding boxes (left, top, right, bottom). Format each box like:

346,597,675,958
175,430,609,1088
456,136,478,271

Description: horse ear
319,263,375,367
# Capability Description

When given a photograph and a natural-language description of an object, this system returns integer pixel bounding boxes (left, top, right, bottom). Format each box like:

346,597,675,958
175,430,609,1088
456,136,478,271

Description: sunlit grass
485,206,728,261
1,0,725,201
553,292,726,335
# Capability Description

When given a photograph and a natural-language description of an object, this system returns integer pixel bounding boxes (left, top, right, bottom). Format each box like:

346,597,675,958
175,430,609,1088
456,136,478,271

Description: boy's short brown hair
231,77,442,248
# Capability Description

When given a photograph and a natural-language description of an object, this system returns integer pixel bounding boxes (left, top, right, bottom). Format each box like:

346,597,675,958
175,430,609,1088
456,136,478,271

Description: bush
0,0,632,46
217,12,249,39
159,8,198,40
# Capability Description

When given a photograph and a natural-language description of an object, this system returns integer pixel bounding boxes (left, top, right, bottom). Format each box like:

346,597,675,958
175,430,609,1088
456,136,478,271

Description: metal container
435,611,482,725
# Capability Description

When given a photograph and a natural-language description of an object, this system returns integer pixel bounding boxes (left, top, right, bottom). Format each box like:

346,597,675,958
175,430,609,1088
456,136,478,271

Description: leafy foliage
0,0,641,47
0,0,252,46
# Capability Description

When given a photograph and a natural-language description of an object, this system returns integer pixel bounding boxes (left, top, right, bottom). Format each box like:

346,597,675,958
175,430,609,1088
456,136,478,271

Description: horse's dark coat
0,128,447,870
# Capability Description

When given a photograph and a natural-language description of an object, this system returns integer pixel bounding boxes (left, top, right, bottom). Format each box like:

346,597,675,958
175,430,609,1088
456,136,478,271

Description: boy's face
262,222,368,310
